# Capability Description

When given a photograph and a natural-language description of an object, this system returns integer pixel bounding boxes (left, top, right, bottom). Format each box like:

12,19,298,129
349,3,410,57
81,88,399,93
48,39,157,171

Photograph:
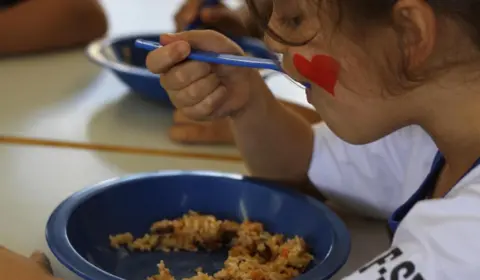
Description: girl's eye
278,14,304,29
280,15,304,28
256,0,320,46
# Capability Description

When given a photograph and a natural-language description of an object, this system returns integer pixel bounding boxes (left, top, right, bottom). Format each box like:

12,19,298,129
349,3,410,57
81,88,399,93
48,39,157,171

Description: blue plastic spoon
135,39,310,89
135,39,282,71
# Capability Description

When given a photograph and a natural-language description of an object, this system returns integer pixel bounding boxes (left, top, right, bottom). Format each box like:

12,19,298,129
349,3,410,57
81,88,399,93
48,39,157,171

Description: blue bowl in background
46,171,350,280
86,34,169,103
86,34,276,104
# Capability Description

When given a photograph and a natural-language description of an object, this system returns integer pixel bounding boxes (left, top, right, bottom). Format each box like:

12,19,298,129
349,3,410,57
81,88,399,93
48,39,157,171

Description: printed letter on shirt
345,247,425,280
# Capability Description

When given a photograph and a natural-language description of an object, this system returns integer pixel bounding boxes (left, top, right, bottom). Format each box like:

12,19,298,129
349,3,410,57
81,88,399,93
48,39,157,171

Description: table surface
0,145,388,280
0,0,389,279
0,0,310,158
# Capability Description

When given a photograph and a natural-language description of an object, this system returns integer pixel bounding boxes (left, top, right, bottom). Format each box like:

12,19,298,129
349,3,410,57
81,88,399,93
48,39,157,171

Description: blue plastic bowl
86,34,276,104
46,171,350,280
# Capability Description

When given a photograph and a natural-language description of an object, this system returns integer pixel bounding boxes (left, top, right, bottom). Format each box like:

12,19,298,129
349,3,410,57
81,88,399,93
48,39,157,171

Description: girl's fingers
161,60,212,91
168,73,221,107
180,85,228,120
145,41,191,74
165,30,244,54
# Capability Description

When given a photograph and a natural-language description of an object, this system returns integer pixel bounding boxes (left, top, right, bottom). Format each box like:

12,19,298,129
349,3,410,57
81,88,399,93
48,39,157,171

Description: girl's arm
230,78,315,188
0,0,107,55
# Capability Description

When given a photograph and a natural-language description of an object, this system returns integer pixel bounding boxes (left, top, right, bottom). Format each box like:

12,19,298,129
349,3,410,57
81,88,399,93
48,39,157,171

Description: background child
0,1,106,279
0,0,107,55
0,246,59,280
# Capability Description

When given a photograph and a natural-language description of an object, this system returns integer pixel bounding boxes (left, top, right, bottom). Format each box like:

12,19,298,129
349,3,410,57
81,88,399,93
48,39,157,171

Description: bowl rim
46,170,351,280
85,33,160,79
85,33,278,81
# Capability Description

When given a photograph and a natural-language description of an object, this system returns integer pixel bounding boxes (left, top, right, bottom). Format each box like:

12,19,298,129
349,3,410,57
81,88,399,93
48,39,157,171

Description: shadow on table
86,92,176,172
88,91,174,137
0,50,101,115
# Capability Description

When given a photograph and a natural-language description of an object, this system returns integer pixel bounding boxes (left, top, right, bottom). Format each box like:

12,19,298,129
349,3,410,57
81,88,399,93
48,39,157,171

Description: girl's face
262,0,419,144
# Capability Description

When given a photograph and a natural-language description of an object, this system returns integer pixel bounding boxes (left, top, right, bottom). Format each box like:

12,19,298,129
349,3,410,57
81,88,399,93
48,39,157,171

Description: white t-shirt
308,123,480,280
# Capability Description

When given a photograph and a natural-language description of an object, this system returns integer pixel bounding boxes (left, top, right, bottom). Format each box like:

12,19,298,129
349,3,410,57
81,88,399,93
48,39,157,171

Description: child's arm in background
0,247,61,280
0,0,107,55
174,0,271,37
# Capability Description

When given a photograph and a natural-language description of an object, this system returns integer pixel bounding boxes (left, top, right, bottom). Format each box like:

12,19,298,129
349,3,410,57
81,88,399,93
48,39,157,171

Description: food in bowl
109,211,313,280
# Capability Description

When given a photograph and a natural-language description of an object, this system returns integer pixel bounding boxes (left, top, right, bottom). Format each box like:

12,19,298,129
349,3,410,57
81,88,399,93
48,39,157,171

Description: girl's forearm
230,75,314,184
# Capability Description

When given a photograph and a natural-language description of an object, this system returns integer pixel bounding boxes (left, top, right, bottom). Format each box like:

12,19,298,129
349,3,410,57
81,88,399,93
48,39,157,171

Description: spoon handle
135,39,282,71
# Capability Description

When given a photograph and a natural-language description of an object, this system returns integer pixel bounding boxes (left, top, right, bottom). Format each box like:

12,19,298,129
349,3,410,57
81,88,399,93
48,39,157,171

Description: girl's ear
393,0,436,70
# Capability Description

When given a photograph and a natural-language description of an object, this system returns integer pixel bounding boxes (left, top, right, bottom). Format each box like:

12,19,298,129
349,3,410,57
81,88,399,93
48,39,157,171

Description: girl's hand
0,246,60,280
174,0,251,37
146,30,265,121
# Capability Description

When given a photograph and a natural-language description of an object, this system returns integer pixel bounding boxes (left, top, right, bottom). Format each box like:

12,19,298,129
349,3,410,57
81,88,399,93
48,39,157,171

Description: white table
0,0,310,158
0,144,388,280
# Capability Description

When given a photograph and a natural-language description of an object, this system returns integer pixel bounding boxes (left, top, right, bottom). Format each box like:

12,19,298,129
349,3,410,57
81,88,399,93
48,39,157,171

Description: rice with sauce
110,211,313,280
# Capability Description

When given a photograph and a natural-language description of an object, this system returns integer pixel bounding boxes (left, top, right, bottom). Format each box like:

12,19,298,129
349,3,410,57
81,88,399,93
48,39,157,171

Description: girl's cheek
292,53,340,97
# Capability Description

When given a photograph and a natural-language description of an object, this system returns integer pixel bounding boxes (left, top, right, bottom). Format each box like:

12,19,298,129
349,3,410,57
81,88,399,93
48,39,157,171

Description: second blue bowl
86,34,276,104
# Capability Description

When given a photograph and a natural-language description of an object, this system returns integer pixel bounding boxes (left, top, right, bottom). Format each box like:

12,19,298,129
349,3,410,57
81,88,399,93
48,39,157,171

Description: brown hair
246,0,480,47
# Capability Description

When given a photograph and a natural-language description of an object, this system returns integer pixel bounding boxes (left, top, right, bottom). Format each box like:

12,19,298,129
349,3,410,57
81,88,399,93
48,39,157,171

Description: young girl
145,0,480,278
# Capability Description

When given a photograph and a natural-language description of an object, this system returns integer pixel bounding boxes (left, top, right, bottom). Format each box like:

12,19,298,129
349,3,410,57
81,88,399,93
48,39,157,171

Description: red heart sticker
293,54,340,96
